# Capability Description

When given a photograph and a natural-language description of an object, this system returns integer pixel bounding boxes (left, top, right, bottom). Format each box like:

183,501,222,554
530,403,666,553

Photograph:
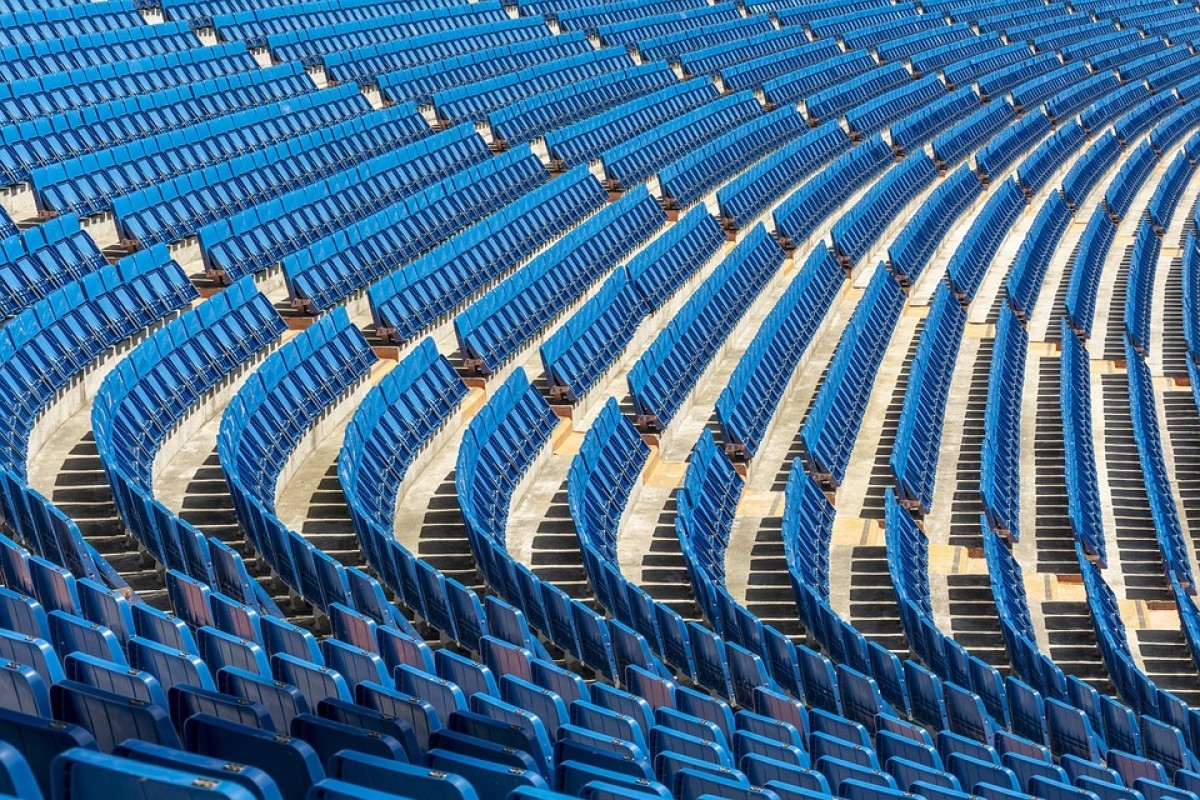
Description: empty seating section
717,37,838,93
1005,192,1071,321
544,80,718,169
33,84,372,219
716,247,844,459
489,61,679,147
426,48,635,126
218,308,377,607
677,429,741,595
890,87,981,158
0,43,260,126
932,99,1016,170
889,166,982,285
212,0,474,48
1126,337,1193,589
801,266,906,488
846,76,946,140
0,216,113,318
323,17,551,86
13,3,1200,799
1105,143,1159,222
773,134,895,248
541,207,727,404
267,4,512,67
1149,150,1198,235
554,0,708,33
200,122,487,283
976,112,1053,184
0,64,317,188
1060,323,1107,564
830,152,939,269
628,224,784,431
283,144,550,312
760,50,876,109
658,107,808,209
600,92,762,190
0,246,196,587
804,63,913,125
112,105,431,246
718,121,850,230
1125,219,1160,356
981,308,1027,541
369,165,608,344
0,245,196,475
1064,209,1116,339
594,4,742,48
0,2,144,48
1017,122,1087,198
456,186,666,375
890,286,967,515
339,338,468,612
0,22,200,83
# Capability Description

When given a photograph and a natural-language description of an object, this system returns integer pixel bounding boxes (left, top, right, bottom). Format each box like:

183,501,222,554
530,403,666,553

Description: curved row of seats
91,276,286,612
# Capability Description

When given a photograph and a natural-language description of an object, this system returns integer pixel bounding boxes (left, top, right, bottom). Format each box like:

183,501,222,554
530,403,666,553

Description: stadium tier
6,0,1200,797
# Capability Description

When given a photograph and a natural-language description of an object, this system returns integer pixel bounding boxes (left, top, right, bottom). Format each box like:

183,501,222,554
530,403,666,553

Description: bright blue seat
197,626,270,677
131,604,196,652
184,713,324,800
502,675,568,739
944,682,996,745
816,755,898,795
0,587,48,639
355,681,439,752
167,684,274,734
736,711,802,750
63,653,163,707
316,698,421,764
51,748,255,800
321,639,387,691
887,756,960,793
429,748,549,796
676,686,734,743
396,664,466,726
1047,698,1105,762
571,698,646,749
114,739,283,800
436,649,499,701
796,647,844,714
0,628,62,686
0,661,49,717
1108,750,1169,787
272,653,351,709
328,751,478,800
878,730,941,770
47,610,124,666
1061,753,1122,787
375,627,435,675
218,666,308,732
260,616,323,665
51,680,179,753
291,713,407,770
1003,751,1068,793
946,752,1019,795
